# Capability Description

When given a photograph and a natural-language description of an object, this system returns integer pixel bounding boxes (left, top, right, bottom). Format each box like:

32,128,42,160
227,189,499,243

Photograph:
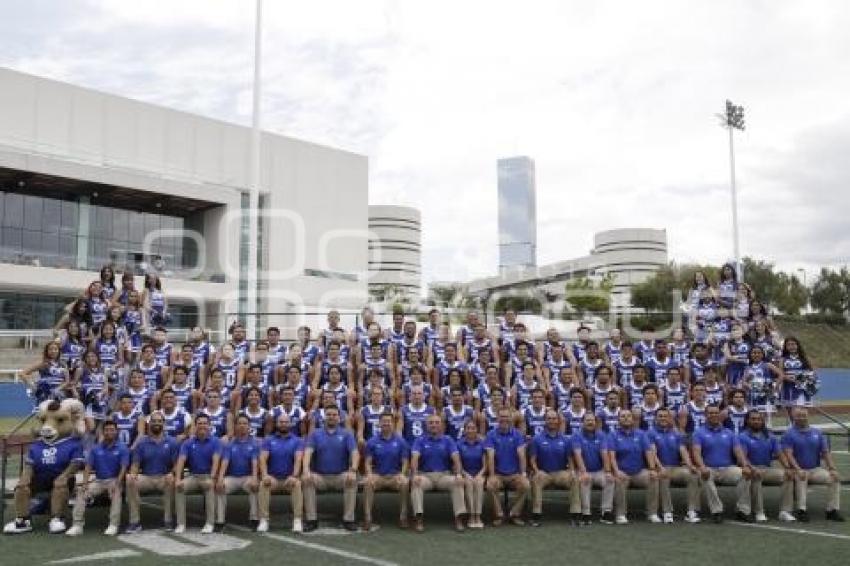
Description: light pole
246,0,263,339
723,100,745,282
797,268,808,314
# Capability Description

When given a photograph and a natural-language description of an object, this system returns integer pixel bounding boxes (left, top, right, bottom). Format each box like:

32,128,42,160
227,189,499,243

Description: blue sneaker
124,523,143,534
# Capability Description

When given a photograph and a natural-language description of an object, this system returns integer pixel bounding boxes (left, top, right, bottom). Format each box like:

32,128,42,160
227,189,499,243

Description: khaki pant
258,476,303,521
736,464,793,515
126,474,174,524
795,467,841,512
464,475,485,516
411,472,466,517
175,474,215,527
487,473,530,518
72,478,122,527
659,466,700,514
303,472,357,522
532,470,579,514
363,474,409,521
14,476,71,519
579,471,614,515
217,476,259,523
702,466,743,514
615,470,658,516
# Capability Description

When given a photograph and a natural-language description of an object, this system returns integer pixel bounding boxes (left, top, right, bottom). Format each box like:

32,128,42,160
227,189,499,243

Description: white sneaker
663,513,674,524
48,518,67,534
292,518,303,533
256,519,269,533
200,523,214,534
754,513,768,523
684,511,701,524
3,518,33,534
104,525,119,536
647,514,662,524
65,524,84,537
615,515,629,525
173,524,186,534
778,511,796,522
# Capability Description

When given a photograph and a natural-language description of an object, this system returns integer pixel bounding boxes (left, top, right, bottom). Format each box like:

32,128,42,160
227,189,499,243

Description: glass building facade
0,190,195,277
497,156,537,271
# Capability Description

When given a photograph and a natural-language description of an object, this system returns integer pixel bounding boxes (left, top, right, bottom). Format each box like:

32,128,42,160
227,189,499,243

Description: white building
465,228,668,311
0,68,368,337
368,205,421,298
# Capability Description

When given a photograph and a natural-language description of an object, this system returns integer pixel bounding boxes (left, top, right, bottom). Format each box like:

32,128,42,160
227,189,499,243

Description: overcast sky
3,0,849,285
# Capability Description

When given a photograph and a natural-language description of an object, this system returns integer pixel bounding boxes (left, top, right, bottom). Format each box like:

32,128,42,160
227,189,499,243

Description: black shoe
249,519,259,531
712,513,724,524
599,512,615,525
342,521,358,532
303,520,319,533
826,510,845,522
794,509,810,523
214,523,226,533
735,511,754,523
529,514,542,527
581,514,593,526
568,513,579,526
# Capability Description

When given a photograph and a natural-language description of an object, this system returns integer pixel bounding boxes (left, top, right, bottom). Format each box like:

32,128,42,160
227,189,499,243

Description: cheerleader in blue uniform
122,290,144,366
55,299,92,345
717,263,739,309
86,281,110,334
722,322,751,386
21,341,70,404
742,345,783,414
59,320,88,372
142,272,170,328
779,337,816,410
114,272,136,307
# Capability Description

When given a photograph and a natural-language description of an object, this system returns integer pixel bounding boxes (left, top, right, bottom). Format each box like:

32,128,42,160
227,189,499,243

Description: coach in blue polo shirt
605,410,658,525
647,407,700,524
734,410,793,523
174,414,222,534
410,414,466,532
691,405,742,523
216,414,260,530
258,412,305,533
572,413,614,524
486,407,530,526
781,407,843,522
364,413,410,530
126,411,178,533
529,409,577,526
303,405,358,532
67,420,128,536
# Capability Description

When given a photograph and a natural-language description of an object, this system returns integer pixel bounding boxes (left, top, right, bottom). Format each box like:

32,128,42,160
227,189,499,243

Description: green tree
811,267,850,316
565,275,613,314
773,273,809,315
741,257,782,306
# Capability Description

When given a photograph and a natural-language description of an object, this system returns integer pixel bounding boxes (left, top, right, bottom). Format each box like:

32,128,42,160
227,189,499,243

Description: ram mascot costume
4,399,86,534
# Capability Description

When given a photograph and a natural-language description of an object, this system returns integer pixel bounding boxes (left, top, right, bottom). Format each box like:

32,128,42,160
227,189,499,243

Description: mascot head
35,399,85,443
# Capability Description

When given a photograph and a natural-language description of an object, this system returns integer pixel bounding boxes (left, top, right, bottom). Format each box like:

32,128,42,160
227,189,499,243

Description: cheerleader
141,272,169,329
59,320,88,372
114,271,136,307
98,265,118,302
92,320,123,387
122,290,144,366
85,281,110,333
742,345,783,413
749,319,781,362
75,351,111,434
722,322,751,386
779,337,815,409
717,262,739,309
55,299,92,344
20,341,70,403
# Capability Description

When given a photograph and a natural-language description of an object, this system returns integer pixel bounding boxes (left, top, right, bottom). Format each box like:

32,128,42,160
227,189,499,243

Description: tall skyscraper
497,156,537,272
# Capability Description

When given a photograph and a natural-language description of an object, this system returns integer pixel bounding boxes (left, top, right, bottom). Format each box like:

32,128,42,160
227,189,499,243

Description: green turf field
2,486,849,565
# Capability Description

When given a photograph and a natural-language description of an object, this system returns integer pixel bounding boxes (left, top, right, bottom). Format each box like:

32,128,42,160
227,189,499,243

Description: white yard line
737,521,850,541
140,501,399,566
47,549,142,563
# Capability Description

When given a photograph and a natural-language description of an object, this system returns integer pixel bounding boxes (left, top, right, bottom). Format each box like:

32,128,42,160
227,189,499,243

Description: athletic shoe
663,512,674,524
735,511,754,523
65,524,84,537
414,516,424,533
754,513,768,523
342,521,358,532
454,517,465,532
684,511,701,524
794,509,810,523
509,515,525,526
581,514,593,526
826,510,845,522
104,525,119,536
615,515,628,525
249,519,259,531
3,518,33,534
303,520,319,533
256,519,269,533
777,511,796,522
200,523,214,534
48,517,67,534
529,514,542,527
647,514,662,524
292,518,304,533
173,524,186,534
124,523,143,534
599,512,615,525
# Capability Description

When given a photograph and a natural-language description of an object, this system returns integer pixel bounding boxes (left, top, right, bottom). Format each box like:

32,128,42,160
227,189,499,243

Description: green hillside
775,320,850,368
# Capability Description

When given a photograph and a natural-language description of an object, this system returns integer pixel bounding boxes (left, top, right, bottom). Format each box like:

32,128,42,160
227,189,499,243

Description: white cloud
1,0,849,287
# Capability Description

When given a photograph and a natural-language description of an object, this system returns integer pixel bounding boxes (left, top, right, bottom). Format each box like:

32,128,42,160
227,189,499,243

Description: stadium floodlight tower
722,99,745,283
